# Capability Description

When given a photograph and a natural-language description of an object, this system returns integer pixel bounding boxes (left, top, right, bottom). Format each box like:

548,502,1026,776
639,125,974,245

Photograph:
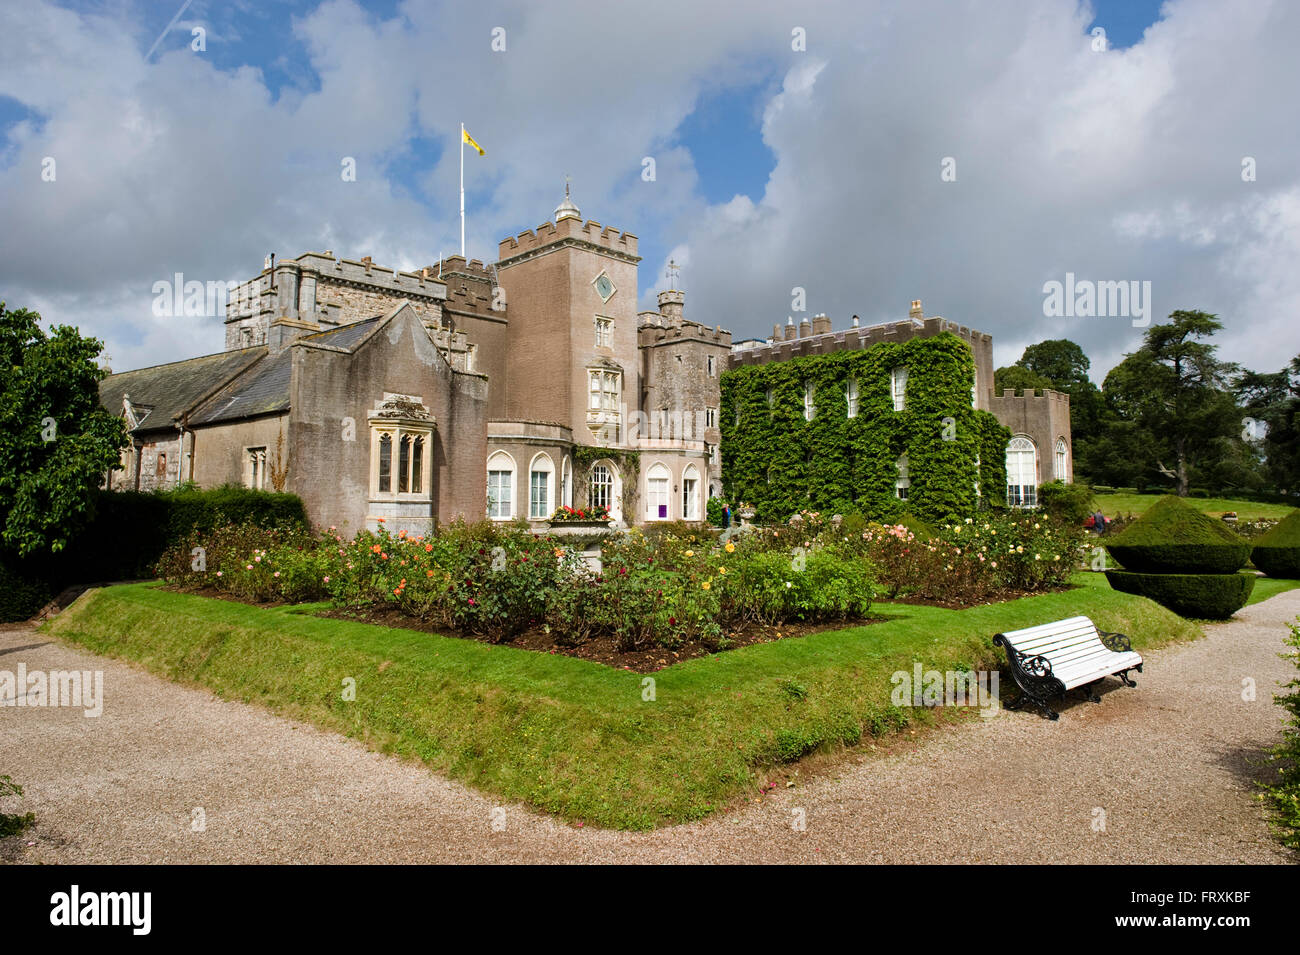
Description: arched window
1006,436,1038,507
589,463,614,512
487,451,515,520
529,453,555,520
647,463,671,520
895,454,910,500
1054,437,1068,482
682,464,700,521
561,457,573,508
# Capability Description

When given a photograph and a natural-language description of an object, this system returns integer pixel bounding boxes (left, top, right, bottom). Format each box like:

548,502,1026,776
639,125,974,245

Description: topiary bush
1105,494,1251,574
1104,569,1255,619
1252,510,1300,579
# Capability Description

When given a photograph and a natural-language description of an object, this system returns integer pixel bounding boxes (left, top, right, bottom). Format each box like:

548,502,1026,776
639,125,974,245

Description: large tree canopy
0,302,127,556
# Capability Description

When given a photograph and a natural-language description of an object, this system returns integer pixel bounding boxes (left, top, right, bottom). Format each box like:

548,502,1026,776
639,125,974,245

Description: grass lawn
1096,493,1295,522
1246,576,1300,606
46,575,1201,830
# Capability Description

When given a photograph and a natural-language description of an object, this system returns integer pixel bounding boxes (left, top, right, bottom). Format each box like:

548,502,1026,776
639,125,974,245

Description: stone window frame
681,464,701,521
895,454,910,501
1054,437,1069,482
369,425,433,501
486,450,516,521
528,452,555,520
593,315,613,348
1006,435,1039,508
245,446,267,490
645,462,671,522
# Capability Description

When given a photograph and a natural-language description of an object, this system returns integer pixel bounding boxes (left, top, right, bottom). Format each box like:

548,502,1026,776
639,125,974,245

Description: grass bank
1097,493,1294,522
46,575,1200,830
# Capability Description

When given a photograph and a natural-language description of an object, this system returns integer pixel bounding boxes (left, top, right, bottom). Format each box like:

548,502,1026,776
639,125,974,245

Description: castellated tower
638,286,732,498
495,189,642,446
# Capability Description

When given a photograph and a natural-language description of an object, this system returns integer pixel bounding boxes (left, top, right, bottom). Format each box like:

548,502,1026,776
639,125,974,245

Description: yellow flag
462,127,485,156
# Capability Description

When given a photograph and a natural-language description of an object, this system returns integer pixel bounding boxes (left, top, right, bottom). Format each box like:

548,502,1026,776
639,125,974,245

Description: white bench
992,615,1143,720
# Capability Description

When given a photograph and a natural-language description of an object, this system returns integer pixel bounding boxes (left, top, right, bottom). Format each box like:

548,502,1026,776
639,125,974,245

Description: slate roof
99,347,266,435
187,318,384,426
101,315,392,432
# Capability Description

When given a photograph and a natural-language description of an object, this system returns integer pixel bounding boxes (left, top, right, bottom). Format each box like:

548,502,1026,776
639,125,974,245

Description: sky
1,0,1296,384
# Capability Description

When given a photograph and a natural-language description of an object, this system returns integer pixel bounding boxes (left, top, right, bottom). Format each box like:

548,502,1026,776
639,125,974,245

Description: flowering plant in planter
549,504,611,523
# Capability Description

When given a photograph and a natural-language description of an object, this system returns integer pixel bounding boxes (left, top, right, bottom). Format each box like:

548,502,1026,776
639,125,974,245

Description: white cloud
0,0,1297,384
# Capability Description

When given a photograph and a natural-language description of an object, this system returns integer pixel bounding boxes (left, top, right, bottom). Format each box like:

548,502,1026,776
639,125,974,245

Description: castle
99,191,1070,533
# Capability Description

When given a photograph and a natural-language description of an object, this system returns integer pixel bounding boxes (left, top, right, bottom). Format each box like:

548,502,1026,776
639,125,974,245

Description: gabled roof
188,317,388,426
99,347,266,435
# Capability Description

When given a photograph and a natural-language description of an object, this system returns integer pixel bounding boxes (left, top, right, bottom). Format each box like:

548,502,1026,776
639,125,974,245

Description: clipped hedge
1251,509,1300,579
0,485,308,622
1105,569,1255,619
720,331,1010,525
1105,495,1251,574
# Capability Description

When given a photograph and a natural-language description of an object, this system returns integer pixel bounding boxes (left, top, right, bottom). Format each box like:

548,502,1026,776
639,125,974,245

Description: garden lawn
45,575,1199,830
1245,576,1300,606
1097,493,1294,522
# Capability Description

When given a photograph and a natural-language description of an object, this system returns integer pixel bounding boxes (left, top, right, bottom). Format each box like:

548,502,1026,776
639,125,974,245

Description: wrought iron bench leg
1084,681,1102,703
1116,668,1137,688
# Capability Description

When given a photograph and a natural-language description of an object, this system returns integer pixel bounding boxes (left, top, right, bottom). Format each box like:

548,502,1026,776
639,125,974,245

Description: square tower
495,190,641,446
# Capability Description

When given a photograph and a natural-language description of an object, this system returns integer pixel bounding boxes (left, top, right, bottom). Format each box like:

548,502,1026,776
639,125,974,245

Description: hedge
720,332,1010,525
0,485,307,622
1105,495,1251,574
1105,569,1256,619
1251,509,1300,579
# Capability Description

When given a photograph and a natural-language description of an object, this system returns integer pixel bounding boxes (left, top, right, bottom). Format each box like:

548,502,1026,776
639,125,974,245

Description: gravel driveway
3,590,1297,863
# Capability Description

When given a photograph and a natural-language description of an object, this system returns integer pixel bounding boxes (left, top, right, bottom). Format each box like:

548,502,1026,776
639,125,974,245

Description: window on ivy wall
891,366,908,411
846,376,859,417
804,382,815,421
895,454,910,500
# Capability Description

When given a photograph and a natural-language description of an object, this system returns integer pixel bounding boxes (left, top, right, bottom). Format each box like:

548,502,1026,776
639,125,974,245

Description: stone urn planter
736,506,757,527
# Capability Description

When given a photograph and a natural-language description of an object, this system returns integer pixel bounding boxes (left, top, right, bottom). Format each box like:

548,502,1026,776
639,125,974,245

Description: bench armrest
1098,630,1133,654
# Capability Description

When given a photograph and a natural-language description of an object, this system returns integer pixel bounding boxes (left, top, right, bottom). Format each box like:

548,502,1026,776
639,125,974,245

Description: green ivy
720,332,1010,524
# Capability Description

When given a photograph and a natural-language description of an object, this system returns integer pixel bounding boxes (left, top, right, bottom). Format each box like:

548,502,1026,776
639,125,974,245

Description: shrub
1252,510,1300,579
898,513,936,541
706,496,728,527
0,554,53,621
1260,617,1300,851
1104,569,1255,619
1038,480,1096,525
1105,495,1251,573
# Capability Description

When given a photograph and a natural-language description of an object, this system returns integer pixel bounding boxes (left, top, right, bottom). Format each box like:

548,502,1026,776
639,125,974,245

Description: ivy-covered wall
720,332,1010,523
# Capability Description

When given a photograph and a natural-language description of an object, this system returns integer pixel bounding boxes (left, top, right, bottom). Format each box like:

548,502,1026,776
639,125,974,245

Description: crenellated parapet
497,216,640,267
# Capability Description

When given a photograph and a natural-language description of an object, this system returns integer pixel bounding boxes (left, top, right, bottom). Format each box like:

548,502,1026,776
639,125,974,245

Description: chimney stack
812,313,831,335
909,299,923,321
784,316,796,341
798,315,812,338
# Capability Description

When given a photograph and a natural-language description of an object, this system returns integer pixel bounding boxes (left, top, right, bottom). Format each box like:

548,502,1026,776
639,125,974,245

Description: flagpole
459,122,465,258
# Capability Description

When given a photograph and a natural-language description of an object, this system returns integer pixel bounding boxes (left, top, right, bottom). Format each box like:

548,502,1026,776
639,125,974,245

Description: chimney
657,289,685,322
784,316,796,341
772,323,782,341
909,299,923,321
798,315,812,338
851,314,860,327
812,313,831,335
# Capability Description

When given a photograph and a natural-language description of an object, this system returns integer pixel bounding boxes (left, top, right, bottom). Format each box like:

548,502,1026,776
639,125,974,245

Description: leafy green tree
993,364,1052,395
1100,311,1240,496
1237,357,1300,492
0,302,127,555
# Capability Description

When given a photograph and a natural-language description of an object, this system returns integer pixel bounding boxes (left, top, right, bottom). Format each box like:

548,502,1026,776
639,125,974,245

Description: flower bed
156,509,1081,657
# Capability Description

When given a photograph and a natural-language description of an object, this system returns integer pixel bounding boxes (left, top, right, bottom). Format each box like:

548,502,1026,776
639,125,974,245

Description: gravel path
3,591,1297,864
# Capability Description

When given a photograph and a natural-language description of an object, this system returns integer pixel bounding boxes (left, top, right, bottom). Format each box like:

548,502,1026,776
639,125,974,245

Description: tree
993,364,1052,395
0,303,128,556
1100,311,1240,496
1016,339,1091,391
1237,355,1300,492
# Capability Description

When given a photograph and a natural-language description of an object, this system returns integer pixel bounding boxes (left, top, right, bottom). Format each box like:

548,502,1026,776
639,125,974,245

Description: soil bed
314,604,887,672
